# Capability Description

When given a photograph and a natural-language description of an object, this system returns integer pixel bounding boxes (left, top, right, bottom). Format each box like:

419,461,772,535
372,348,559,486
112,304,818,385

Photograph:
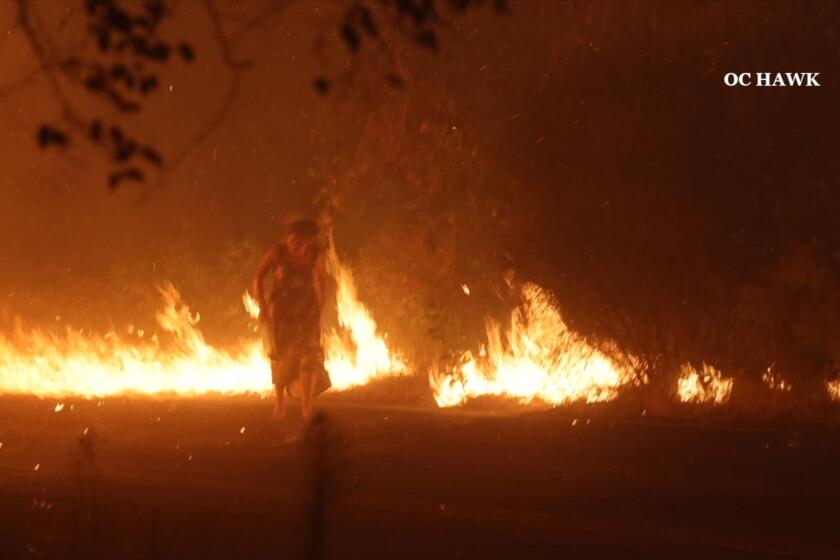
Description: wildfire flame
827,380,840,401
241,292,261,322
677,363,733,404
762,366,792,392
321,243,407,389
430,283,641,407
0,283,269,398
0,251,406,398
2,250,838,407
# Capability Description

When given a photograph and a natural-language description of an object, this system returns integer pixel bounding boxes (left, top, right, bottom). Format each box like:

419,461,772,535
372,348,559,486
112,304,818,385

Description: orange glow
762,366,792,392
242,292,261,323
677,363,733,404
0,283,269,398
321,242,408,389
0,250,407,398
828,380,840,401
430,283,642,407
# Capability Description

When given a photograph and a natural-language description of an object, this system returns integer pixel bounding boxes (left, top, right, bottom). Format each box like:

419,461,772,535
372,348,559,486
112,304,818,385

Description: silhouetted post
302,412,331,560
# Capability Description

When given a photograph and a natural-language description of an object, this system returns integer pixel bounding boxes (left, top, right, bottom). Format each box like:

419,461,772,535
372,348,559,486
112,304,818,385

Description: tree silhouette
4,0,507,189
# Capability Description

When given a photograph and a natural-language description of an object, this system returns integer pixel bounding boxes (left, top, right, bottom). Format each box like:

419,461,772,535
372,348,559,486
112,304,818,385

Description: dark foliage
36,124,69,148
177,42,195,62
108,166,145,190
315,0,507,93
23,0,196,187
311,1,840,408
313,77,331,94
21,0,504,186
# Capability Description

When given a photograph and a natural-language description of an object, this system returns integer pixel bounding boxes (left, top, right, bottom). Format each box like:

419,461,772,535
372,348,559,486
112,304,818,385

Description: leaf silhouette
110,64,127,79
140,146,163,166
89,120,103,142
36,125,69,148
114,142,136,162
178,43,195,62
414,30,438,51
139,75,159,94
109,167,145,190
355,6,379,37
144,0,166,24
84,73,106,91
341,23,361,52
385,72,405,87
313,77,331,94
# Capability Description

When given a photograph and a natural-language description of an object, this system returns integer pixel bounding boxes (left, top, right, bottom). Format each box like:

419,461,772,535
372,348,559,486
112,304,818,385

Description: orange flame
430,283,642,407
0,283,269,398
827,380,840,401
677,363,733,404
322,243,407,389
0,251,407,398
762,365,792,392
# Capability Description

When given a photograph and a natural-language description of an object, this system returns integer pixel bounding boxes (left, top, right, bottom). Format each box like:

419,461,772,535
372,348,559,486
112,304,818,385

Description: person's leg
272,381,286,421
271,356,286,421
299,368,315,421
299,344,325,421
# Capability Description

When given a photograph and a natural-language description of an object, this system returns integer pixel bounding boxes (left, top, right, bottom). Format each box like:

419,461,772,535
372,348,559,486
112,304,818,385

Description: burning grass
430,283,646,408
0,258,838,412
676,364,733,405
0,252,407,399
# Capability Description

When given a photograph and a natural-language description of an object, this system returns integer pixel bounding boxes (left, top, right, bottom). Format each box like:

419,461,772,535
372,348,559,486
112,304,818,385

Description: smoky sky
1,1,838,358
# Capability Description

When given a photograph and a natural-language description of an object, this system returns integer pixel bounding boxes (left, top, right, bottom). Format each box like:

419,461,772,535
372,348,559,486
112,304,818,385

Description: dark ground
1,394,839,559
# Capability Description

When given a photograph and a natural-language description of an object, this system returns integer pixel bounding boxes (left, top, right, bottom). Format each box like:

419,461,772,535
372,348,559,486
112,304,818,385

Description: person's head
285,218,320,262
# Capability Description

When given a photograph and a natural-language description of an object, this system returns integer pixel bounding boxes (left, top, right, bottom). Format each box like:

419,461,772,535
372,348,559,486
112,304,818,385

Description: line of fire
1,1,839,558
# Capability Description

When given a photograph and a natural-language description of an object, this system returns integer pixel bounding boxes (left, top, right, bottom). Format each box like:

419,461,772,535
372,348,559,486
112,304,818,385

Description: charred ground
1,394,840,559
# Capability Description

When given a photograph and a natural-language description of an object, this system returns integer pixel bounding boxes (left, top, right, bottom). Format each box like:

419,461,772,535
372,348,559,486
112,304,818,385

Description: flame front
762,366,792,392
0,250,407,398
828,380,840,401
0,283,270,398
3,257,839,406
322,244,407,389
430,283,641,407
677,363,733,404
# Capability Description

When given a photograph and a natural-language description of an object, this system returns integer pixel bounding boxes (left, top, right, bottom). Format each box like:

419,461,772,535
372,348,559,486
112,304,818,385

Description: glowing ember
0,248,406,398
677,363,733,404
242,292,261,321
828,380,840,401
430,283,641,407
762,366,792,392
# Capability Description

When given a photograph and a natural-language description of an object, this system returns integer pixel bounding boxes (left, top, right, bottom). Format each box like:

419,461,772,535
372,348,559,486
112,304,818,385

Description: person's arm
253,247,280,317
313,252,328,309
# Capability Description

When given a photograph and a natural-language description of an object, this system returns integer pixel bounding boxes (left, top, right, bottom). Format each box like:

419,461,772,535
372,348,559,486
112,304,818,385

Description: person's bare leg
299,369,316,421
272,382,286,421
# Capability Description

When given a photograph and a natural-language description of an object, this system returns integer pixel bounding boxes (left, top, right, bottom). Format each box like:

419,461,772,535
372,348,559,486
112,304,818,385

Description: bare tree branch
5,0,505,187
166,0,252,169
16,0,83,128
0,5,89,100
228,0,296,43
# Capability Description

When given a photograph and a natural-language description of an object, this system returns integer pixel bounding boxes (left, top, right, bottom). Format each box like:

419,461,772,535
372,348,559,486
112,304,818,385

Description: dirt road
1,395,839,559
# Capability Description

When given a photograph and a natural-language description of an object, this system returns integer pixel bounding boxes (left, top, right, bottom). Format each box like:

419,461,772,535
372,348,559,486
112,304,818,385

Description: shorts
270,343,331,396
